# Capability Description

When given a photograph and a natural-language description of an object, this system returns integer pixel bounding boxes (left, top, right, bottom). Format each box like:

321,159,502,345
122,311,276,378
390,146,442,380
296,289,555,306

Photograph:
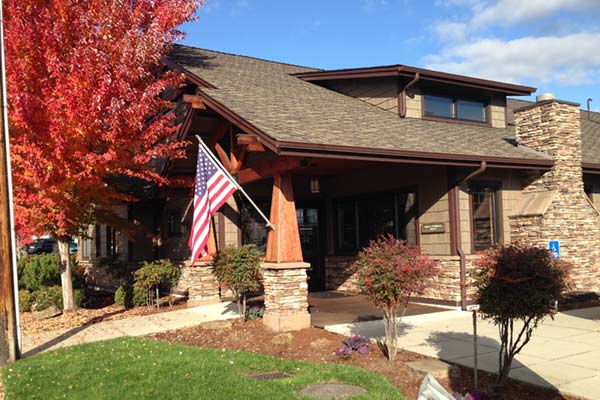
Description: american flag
188,144,237,264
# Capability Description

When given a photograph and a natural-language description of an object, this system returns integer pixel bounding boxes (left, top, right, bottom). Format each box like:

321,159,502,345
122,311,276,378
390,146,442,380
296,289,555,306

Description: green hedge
21,253,61,291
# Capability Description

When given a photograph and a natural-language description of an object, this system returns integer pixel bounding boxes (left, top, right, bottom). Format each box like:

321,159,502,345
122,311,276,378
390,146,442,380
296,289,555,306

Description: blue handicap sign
549,240,560,259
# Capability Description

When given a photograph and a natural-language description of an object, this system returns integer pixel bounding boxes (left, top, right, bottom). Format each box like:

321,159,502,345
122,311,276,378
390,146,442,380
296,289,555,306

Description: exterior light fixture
310,178,320,194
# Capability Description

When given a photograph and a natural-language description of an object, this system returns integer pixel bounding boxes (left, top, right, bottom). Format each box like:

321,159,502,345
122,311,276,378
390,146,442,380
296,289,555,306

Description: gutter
451,161,487,310
398,71,420,118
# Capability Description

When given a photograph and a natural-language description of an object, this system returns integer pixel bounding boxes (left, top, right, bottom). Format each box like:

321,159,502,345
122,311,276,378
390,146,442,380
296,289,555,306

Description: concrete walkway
22,302,239,357
325,306,600,400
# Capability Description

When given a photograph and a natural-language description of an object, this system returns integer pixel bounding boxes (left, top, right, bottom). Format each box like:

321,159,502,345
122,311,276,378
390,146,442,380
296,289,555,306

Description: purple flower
356,345,370,355
335,346,353,357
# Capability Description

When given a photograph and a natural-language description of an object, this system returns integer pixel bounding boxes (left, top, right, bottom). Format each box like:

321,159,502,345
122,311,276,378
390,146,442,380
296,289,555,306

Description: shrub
21,253,61,291
17,256,28,289
214,245,262,322
32,286,84,311
473,244,570,387
18,289,32,312
133,284,148,307
335,335,370,358
133,259,179,307
114,285,133,309
355,235,437,361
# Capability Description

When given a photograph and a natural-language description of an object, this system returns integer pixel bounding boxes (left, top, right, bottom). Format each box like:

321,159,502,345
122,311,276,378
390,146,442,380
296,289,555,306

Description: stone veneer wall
175,262,220,305
511,100,600,292
262,267,309,316
324,255,479,304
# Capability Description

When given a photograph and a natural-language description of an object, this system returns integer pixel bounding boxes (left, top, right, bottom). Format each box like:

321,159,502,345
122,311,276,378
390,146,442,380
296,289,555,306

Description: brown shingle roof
169,45,553,167
507,99,600,166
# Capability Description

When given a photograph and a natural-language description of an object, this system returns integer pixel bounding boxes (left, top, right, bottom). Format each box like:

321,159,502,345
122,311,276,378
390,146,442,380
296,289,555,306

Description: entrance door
296,205,325,291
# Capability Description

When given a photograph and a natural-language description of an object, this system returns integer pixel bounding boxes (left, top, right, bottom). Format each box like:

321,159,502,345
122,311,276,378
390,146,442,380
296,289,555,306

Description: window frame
422,90,491,126
468,181,503,252
333,188,419,255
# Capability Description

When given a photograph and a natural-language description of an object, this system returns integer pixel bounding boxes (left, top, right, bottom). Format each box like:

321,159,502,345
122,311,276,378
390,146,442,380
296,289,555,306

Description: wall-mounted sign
421,223,445,234
549,240,560,259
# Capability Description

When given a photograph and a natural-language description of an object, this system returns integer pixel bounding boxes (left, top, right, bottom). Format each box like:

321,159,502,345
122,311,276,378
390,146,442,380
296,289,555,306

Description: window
241,200,270,253
424,94,487,123
95,224,101,257
335,192,417,253
106,226,117,256
470,184,501,250
167,211,182,237
81,236,91,259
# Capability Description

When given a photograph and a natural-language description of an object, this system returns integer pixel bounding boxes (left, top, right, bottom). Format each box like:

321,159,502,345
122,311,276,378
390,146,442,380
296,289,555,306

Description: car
27,239,56,254
69,241,78,255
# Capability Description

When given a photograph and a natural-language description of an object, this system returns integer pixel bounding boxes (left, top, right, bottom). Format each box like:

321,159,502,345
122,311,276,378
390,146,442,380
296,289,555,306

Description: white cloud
363,0,388,10
424,33,600,85
432,22,468,43
470,0,600,28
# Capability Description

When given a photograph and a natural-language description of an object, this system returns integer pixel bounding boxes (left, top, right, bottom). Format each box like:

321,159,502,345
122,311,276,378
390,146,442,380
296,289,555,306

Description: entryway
296,204,326,292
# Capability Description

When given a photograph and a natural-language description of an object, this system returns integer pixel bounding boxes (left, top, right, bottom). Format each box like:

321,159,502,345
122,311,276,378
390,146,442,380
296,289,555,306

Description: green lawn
2,337,402,399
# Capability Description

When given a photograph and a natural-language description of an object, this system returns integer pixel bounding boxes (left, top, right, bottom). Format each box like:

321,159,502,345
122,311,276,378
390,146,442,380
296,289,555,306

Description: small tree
355,235,437,361
133,259,180,309
214,245,262,322
473,244,570,387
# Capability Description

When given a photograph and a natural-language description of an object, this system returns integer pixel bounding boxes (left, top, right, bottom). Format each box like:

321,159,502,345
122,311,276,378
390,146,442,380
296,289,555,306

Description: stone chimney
514,94,583,194
511,95,600,292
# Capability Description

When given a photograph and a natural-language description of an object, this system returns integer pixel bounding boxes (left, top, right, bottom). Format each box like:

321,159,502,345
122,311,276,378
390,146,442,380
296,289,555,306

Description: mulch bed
150,319,575,400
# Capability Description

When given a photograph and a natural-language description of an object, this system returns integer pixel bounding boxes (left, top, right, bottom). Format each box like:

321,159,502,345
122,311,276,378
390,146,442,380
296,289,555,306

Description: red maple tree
5,0,202,309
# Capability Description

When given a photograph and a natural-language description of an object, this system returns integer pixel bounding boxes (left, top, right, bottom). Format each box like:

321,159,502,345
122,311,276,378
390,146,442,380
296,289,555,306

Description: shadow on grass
22,307,130,357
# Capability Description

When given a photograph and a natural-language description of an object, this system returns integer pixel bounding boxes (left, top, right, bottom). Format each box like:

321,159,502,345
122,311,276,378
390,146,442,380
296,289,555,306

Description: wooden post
265,175,303,263
0,67,18,364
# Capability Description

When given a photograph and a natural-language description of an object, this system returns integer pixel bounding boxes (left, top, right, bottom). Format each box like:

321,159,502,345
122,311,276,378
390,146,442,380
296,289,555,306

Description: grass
1,337,402,399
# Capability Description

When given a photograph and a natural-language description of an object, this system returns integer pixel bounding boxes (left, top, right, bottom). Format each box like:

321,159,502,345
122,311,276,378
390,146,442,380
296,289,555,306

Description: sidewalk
324,306,600,400
22,302,239,357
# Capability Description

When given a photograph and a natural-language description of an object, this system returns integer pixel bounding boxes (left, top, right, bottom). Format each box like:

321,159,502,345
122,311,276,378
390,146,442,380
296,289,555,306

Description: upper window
424,94,487,123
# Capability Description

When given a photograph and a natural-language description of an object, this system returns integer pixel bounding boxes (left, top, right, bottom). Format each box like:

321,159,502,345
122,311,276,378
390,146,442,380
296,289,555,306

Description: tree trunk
383,306,398,361
57,237,75,311
242,294,247,323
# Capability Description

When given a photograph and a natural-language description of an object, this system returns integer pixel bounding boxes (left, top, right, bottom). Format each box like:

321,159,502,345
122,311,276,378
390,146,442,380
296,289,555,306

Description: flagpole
195,135,274,230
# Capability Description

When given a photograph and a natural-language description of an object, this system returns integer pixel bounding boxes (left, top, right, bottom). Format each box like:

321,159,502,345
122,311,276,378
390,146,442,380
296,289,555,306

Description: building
79,44,600,331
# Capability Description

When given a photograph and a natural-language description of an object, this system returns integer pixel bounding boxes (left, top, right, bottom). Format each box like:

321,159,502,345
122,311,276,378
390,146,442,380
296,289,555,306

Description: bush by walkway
1,337,402,399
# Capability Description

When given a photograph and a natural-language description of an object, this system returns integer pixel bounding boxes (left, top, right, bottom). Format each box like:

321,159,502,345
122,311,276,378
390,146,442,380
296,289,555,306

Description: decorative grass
2,337,402,399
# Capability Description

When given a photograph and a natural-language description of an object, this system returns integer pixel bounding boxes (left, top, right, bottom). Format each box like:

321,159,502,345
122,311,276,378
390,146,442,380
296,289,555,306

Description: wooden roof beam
182,94,207,110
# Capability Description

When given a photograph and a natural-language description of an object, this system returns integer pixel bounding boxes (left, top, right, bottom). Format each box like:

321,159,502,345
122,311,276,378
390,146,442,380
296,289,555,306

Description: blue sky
181,0,600,110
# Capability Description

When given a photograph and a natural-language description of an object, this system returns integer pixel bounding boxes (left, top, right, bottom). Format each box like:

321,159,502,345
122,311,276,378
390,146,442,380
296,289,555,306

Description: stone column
511,96,600,292
177,261,220,306
262,175,310,332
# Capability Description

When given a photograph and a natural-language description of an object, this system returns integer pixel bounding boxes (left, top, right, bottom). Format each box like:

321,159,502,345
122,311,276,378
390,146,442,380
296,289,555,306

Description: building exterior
79,44,600,331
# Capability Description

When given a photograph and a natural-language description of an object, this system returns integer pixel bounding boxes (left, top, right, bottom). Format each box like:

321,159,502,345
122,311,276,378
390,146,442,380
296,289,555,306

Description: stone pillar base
263,312,311,332
176,261,220,307
262,262,311,332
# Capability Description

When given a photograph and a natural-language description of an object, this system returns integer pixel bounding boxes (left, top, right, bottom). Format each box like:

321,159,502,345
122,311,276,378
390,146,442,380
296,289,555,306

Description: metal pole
472,309,479,390
195,135,273,230
0,0,20,363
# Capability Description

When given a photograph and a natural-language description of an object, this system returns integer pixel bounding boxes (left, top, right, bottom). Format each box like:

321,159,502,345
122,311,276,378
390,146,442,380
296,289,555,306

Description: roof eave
293,65,535,96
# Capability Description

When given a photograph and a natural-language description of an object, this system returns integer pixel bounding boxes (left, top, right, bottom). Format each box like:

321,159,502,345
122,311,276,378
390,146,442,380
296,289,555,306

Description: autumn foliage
4,0,202,309
355,235,438,360
5,0,201,239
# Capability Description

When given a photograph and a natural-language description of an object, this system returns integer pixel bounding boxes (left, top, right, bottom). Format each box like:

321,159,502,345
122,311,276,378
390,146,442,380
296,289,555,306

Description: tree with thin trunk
4,0,202,310
355,235,438,361
473,244,570,388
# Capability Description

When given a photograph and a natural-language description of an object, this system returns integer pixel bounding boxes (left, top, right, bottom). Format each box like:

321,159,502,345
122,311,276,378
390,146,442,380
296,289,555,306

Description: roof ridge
171,43,319,71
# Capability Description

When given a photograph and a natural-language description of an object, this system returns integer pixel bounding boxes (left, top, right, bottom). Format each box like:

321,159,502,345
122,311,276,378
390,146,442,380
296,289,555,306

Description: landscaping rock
406,359,460,380
32,305,62,321
299,383,367,399
271,333,293,345
197,320,232,330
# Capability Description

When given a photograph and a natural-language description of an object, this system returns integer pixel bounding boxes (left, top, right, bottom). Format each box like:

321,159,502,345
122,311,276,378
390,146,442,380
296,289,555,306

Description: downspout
452,161,487,310
399,71,420,118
